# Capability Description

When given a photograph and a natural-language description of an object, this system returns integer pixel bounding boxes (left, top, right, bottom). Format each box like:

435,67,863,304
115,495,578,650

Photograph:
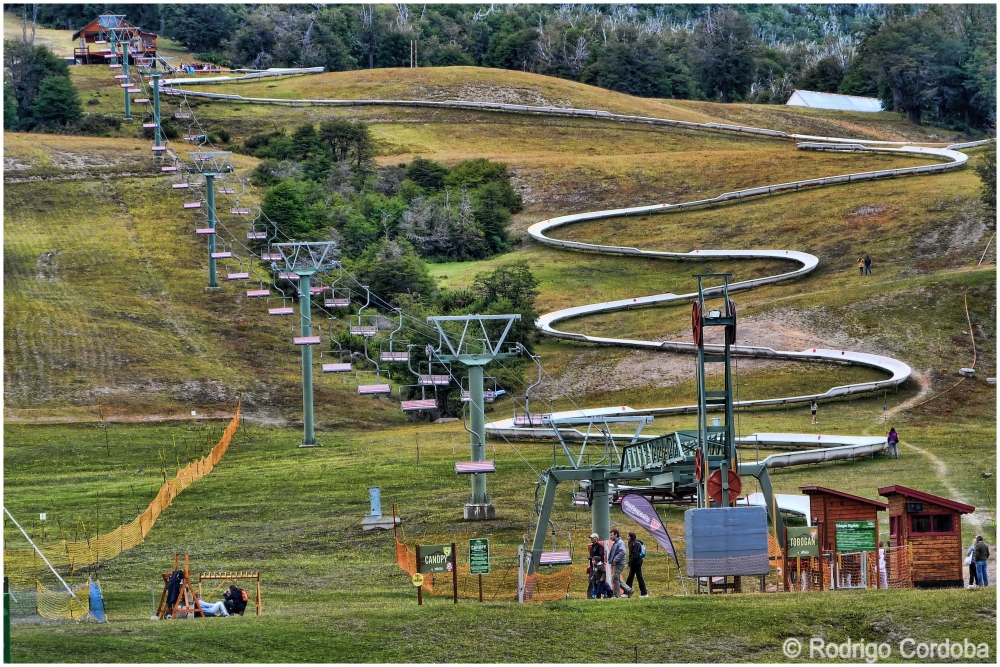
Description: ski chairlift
267,294,294,316
324,266,351,308
380,309,409,362
349,287,378,337
398,347,437,412
210,241,233,260
453,442,496,475
356,338,391,395
225,256,250,281
319,332,352,373
461,375,503,403
417,357,451,387
245,276,271,298
292,323,321,346
512,343,551,427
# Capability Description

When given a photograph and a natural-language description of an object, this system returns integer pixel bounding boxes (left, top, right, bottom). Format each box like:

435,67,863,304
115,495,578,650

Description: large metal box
685,506,770,576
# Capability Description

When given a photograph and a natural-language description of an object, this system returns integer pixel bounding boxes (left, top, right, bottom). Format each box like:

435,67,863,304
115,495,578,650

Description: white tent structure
786,90,883,112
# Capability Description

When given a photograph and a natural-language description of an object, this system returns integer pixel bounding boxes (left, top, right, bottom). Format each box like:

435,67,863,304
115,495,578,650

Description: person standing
974,535,990,587
626,532,649,598
608,529,633,598
966,541,978,587
587,532,606,599
887,428,899,459
857,257,865,276
864,255,872,275
877,541,887,588
810,400,818,425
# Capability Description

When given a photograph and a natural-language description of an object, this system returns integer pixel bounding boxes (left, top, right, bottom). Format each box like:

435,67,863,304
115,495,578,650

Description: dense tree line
243,121,522,269
16,4,996,130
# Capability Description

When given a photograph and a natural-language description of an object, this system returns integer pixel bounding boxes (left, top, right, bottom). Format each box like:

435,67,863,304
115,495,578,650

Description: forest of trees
20,3,997,131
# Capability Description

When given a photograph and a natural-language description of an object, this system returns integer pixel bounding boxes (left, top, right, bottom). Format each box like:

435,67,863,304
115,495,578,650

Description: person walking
810,400,818,425
857,257,865,276
966,540,978,587
626,532,649,598
887,428,899,459
974,535,990,587
587,532,606,599
864,255,872,275
608,529,633,598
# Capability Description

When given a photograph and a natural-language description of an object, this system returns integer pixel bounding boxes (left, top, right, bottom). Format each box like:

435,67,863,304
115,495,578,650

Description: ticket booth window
910,514,954,535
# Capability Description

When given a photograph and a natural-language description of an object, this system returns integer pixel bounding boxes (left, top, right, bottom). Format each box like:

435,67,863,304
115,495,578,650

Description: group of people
587,529,649,599
966,535,991,587
856,255,873,276
196,585,249,618
179,62,223,74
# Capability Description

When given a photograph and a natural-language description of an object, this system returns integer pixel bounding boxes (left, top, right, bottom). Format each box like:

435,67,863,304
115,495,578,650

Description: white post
517,545,524,603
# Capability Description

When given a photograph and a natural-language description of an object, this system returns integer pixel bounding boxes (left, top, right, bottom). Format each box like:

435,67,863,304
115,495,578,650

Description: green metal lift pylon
525,274,785,575
274,242,340,448
188,152,232,290
428,314,522,520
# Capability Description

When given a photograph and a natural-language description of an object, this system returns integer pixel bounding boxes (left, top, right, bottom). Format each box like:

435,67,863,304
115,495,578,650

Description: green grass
4,65,996,661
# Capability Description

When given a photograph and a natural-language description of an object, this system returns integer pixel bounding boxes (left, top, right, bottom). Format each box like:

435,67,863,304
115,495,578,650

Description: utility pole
428,314,521,520
274,242,340,447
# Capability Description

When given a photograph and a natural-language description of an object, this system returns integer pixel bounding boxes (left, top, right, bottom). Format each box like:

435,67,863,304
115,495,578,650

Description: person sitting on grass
223,584,248,616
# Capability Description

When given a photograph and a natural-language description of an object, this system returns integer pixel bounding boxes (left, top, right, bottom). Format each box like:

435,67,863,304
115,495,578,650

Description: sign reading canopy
786,526,820,558
620,494,679,566
469,538,490,575
418,544,454,574
835,521,877,551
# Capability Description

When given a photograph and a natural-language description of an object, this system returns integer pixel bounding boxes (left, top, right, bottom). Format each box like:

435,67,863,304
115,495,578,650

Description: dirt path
901,439,992,532
880,372,933,423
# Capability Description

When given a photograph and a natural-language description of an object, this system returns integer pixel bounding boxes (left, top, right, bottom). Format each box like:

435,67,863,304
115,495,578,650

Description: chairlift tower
274,242,340,448
428,314,521,520
151,72,161,149
98,14,131,120
188,152,232,290
692,273,737,508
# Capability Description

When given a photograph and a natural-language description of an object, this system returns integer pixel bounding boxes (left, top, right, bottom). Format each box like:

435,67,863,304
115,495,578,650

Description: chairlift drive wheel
692,301,702,345
727,299,737,345
707,469,742,505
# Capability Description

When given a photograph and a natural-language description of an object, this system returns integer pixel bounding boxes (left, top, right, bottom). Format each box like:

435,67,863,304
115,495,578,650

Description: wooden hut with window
800,486,887,551
72,17,157,65
878,485,975,588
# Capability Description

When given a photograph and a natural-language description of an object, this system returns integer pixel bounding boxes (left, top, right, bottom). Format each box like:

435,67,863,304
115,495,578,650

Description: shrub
31,75,82,127
75,113,121,137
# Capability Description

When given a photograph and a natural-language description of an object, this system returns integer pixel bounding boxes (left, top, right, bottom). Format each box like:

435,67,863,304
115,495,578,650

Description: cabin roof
877,485,975,514
72,18,157,41
799,486,888,509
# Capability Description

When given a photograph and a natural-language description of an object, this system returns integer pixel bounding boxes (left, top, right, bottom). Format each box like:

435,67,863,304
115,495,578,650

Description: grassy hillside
3,65,995,661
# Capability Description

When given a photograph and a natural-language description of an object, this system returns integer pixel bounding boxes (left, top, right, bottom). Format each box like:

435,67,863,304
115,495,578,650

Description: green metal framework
188,152,233,290
427,314,521,520
274,242,340,448
525,275,784,574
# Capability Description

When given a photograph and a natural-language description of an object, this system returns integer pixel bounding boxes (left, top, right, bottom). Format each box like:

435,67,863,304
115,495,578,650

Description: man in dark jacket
626,532,649,598
974,536,990,587
223,584,248,615
587,533,606,599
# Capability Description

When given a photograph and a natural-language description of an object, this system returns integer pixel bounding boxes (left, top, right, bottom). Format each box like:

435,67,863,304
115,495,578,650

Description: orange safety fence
4,403,241,583
394,534,572,602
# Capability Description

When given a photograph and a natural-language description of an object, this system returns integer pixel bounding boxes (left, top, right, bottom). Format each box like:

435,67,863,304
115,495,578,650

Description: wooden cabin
72,17,157,65
878,485,974,588
800,486,887,551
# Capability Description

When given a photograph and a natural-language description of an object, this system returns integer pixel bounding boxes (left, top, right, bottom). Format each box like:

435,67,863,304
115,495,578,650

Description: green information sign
469,538,490,575
786,526,820,558
418,544,454,574
835,521,877,551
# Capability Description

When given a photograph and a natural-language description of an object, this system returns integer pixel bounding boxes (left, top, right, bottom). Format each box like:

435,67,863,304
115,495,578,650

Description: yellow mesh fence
394,535,572,602
4,404,241,583
35,581,89,621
